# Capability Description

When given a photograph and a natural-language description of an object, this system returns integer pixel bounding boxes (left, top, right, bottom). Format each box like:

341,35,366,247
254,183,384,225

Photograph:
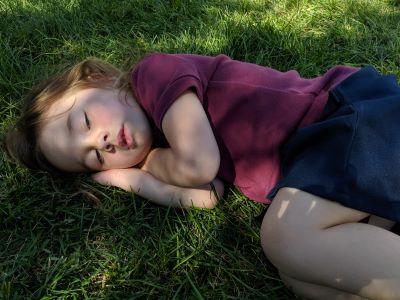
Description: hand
91,168,143,192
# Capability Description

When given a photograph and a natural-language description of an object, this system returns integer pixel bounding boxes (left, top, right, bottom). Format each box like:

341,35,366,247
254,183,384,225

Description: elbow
199,178,224,210
188,187,220,210
186,157,220,186
173,143,220,186
208,178,224,209
201,180,223,209
179,178,224,209
203,198,218,209
191,170,217,187
179,194,218,209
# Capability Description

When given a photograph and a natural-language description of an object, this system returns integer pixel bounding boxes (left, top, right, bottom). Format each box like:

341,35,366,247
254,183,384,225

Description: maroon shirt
131,53,358,203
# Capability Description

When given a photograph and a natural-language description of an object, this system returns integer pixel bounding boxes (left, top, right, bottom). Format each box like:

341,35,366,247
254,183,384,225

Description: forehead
42,88,85,124
41,87,108,128
38,90,87,172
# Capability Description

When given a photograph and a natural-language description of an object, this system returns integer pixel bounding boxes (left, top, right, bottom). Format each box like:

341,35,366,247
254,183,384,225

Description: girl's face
38,88,153,172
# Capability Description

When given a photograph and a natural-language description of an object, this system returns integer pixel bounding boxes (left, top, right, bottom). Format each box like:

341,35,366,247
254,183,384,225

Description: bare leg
260,188,400,300
279,272,366,300
276,215,395,300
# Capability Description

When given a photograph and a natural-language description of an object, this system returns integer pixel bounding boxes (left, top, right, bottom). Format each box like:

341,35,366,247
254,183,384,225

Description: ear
87,73,116,86
87,73,105,82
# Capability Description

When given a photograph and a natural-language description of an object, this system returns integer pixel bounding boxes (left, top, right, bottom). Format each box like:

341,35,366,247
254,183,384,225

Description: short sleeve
131,53,204,130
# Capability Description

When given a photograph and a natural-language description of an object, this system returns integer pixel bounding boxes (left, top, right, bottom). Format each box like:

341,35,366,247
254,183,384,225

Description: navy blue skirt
269,66,400,221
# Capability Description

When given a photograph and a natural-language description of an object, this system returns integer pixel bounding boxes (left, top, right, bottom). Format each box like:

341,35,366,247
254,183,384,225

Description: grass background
1,0,400,299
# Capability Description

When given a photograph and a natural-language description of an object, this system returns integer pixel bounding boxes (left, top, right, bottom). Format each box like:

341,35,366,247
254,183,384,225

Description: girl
5,53,400,300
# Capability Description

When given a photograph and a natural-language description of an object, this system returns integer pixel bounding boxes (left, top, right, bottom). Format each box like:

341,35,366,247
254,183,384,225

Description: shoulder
132,52,231,83
131,53,200,95
133,53,197,78
130,53,207,129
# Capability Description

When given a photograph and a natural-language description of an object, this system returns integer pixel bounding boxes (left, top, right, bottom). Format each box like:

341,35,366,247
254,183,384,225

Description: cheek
90,104,121,124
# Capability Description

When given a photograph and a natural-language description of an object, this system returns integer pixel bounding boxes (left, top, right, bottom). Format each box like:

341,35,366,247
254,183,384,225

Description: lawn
1,0,400,299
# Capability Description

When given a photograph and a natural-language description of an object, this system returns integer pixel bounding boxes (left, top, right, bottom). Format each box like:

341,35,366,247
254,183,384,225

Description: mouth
118,125,134,149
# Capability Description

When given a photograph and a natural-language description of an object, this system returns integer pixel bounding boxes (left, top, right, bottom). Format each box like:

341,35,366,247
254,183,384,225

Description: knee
260,208,304,271
260,192,317,274
361,280,400,300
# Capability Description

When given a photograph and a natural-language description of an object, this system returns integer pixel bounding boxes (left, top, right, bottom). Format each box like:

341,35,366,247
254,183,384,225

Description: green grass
1,0,400,299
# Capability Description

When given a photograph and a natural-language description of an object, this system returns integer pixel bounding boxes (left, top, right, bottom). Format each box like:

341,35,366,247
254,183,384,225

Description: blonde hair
4,58,132,173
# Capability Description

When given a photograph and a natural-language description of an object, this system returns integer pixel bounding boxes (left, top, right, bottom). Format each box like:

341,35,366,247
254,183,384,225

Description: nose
96,131,114,152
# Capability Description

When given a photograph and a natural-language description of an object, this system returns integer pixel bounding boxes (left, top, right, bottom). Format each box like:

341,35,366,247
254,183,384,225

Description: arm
92,168,224,209
141,91,220,187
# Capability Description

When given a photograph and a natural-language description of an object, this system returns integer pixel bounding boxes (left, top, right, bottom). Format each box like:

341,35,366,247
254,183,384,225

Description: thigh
261,188,400,299
263,187,369,233
260,187,370,273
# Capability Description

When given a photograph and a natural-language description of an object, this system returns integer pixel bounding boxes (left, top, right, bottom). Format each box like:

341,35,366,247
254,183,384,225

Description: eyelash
96,150,104,165
84,111,104,165
84,112,91,129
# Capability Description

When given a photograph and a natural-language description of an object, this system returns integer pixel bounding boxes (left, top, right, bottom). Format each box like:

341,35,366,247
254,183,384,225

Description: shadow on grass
210,0,400,74
1,171,288,299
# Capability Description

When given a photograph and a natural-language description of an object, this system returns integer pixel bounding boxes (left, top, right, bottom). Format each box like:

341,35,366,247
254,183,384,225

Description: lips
117,125,134,149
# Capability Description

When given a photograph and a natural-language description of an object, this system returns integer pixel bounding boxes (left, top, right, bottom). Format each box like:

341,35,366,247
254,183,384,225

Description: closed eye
84,112,102,165
84,111,90,129
95,149,104,165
